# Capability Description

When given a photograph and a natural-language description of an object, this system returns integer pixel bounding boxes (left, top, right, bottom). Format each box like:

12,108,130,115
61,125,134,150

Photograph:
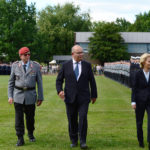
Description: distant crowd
41,64,60,74
93,64,103,75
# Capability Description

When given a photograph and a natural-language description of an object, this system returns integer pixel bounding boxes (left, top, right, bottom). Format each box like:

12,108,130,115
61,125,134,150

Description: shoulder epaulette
33,61,40,65
13,61,19,64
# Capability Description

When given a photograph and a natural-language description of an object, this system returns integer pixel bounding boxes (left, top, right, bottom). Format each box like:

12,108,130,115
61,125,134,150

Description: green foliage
0,0,37,62
89,22,129,64
129,11,150,31
115,18,131,32
0,1,92,63
37,3,92,63
3,0,150,63
92,18,132,32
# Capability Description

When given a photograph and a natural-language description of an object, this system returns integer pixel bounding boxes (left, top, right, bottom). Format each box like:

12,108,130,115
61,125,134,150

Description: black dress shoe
80,143,88,149
70,143,78,148
28,134,36,142
16,137,24,146
139,141,144,148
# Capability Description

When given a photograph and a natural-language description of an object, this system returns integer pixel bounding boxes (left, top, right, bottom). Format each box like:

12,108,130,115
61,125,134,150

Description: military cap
19,47,30,55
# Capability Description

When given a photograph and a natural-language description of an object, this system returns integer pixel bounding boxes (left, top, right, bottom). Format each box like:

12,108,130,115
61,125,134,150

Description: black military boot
16,136,24,146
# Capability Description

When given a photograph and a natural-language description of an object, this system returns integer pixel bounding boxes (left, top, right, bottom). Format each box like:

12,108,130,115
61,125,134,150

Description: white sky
26,0,150,23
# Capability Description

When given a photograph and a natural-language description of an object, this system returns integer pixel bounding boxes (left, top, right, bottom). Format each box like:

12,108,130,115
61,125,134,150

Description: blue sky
26,0,150,23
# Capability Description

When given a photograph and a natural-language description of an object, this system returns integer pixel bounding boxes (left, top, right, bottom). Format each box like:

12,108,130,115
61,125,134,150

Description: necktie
74,62,79,80
23,64,26,73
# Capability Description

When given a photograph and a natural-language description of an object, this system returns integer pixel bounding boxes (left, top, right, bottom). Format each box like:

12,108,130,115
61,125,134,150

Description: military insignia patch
16,75,20,80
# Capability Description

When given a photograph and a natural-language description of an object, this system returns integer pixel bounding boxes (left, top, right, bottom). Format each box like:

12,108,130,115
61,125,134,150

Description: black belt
15,86,35,91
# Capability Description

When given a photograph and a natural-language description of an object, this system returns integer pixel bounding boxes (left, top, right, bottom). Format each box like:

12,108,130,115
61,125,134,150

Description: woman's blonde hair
140,53,150,68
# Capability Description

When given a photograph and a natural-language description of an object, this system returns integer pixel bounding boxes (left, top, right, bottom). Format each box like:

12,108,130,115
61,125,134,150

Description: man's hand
58,91,65,100
132,104,136,109
37,100,42,106
8,98,13,104
91,98,96,104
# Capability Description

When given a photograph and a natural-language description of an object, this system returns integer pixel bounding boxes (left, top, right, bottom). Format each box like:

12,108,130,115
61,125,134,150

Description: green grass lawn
0,75,148,150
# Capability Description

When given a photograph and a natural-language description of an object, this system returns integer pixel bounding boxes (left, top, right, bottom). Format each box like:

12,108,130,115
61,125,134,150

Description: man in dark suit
56,45,97,149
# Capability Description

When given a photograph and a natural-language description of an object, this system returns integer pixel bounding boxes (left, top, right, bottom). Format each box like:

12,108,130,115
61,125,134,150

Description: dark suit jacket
131,69,150,103
56,60,97,104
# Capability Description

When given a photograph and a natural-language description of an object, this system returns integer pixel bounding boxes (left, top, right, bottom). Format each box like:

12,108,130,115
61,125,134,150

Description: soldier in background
0,65,2,75
130,56,140,88
8,47,44,146
121,61,130,87
0,64,11,75
135,56,140,71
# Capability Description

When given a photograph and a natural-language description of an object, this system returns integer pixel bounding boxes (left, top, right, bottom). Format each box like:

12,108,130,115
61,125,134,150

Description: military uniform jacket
8,60,44,105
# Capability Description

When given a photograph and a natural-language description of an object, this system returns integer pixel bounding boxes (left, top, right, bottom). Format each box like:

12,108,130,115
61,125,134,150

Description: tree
115,18,131,32
91,21,106,31
91,18,131,32
128,11,150,31
37,3,92,63
0,0,37,62
89,22,129,64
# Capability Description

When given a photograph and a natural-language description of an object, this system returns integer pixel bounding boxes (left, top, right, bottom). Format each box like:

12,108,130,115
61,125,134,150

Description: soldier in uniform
8,64,11,75
1,64,4,75
8,47,44,146
130,56,136,88
0,65,2,75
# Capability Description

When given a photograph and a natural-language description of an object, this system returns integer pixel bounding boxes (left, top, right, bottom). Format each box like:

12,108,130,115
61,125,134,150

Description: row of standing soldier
104,56,141,88
0,64,11,75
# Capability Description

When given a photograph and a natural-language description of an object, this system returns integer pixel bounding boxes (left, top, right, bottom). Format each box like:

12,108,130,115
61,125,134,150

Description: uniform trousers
14,102,35,137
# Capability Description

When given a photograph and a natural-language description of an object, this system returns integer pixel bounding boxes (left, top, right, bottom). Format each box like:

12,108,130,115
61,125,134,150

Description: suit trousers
65,100,89,144
14,102,35,137
135,101,150,142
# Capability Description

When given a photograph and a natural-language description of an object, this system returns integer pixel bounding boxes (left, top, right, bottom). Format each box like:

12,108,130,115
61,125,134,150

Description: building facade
75,32,150,56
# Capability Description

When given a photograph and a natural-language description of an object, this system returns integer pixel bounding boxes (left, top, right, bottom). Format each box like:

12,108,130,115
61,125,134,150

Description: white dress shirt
72,59,82,81
131,70,150,106
22,60,30,71
143,70,150,82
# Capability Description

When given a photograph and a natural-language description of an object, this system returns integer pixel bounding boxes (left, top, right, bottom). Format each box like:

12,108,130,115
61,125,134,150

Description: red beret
19,47,30,55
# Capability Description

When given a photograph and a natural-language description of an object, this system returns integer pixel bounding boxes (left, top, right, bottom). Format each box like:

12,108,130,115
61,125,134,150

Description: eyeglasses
21,53,30,56
74,52,84,55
